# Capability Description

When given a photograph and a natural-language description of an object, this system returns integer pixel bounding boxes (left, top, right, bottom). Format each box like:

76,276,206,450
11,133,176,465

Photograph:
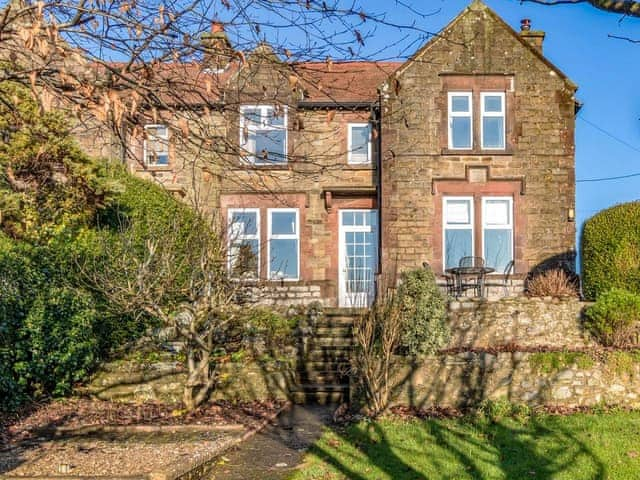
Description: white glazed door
338,210,378,308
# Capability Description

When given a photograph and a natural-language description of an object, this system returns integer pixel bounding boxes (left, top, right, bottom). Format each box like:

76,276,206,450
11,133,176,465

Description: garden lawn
289,411,640,480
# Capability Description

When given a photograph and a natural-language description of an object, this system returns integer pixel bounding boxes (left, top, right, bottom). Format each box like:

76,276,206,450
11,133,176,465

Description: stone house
79,0,578,308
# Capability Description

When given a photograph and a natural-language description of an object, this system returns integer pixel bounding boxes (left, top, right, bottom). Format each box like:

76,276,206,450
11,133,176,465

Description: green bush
241,307,297,351
397,268,449,355
584,288,640,346
582,202,640,300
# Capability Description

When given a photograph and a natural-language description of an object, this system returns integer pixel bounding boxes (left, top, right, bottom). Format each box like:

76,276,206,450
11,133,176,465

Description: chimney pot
520,18,531,31
211,21,225,33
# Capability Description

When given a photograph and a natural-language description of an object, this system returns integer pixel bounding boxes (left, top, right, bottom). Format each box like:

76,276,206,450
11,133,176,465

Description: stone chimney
201,21,234,72
519,18,545,53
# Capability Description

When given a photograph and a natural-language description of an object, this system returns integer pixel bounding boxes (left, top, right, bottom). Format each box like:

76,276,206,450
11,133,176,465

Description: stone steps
295,309,357,404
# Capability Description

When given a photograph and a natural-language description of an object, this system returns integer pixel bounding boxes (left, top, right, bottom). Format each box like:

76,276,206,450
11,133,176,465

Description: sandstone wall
447,297,594,349
85,359,295,404
389,351,640,409
380,2,576,277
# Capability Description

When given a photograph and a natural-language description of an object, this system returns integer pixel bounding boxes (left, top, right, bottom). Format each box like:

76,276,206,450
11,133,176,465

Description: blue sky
356,0,640,249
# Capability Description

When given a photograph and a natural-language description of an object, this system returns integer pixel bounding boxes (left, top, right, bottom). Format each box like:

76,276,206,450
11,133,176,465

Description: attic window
240,105,288,165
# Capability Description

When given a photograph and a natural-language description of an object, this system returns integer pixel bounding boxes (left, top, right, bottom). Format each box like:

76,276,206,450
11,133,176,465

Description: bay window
268,209,299,280
240,105,287,165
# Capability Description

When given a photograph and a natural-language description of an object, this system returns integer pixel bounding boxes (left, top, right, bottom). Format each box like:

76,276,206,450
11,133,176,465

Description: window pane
445,229,473,270
270,239,298,279
364,211,377,227
342,212,355,226
350,125,370,163
485,200,510,226
271,211,296,235
451,117,471,148
451,95,470,113
484,95,503,113
255,130,286,163
230,212,257,236
484,229,512,272
483,117,504,149
267,108,285,127
152,154,169,165
446,200,471,225
230,239,259,278
242,108,261,125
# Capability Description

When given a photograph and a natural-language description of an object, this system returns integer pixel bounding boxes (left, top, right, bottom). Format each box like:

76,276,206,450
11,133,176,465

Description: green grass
289,411,640,480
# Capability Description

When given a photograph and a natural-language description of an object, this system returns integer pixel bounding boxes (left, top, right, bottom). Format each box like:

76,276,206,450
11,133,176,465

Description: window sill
441,148,513,157
345,163,375,171
136,165,173,172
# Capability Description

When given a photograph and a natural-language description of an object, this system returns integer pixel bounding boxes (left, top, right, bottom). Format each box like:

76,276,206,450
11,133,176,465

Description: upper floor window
481,93,505,149
448,92,472,150
348,123,371,164
228,208,260,279
240,105,287,165
447,91,507,151
143,124,169,166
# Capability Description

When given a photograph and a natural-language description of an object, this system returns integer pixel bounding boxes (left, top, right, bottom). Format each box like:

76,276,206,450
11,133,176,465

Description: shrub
241,307,297,351
582,202,640,300
526,269,578,298
584,288,640,346
396,268,449,356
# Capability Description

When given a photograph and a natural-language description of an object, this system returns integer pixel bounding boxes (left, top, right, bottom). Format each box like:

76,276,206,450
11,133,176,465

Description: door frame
338,209,378,308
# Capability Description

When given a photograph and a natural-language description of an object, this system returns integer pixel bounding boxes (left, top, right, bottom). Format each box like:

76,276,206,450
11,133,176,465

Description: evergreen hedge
581,201,640,300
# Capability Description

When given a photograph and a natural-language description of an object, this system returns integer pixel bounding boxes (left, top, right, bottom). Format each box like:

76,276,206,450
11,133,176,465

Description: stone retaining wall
388,351,640,408
85,360,295,403
446,297,593,349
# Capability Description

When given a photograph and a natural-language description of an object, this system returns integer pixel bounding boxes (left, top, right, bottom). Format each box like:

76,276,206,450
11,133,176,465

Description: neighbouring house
77,0,579,308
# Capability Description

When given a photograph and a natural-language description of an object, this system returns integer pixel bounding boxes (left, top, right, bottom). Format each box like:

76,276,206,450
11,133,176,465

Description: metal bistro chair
425,262,457,296
458,256,485,297
484,260,515,297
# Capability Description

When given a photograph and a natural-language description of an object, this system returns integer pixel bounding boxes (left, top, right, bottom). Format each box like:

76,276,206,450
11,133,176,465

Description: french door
338,209,378,308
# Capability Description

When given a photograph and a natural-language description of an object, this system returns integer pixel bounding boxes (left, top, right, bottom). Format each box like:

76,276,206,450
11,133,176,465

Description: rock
552,386,572,400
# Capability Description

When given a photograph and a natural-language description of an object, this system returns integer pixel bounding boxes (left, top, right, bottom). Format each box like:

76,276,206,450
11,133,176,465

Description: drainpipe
375,91,383,279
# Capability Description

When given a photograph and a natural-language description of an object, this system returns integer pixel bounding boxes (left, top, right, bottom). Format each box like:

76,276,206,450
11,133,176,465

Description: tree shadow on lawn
301,415,606,480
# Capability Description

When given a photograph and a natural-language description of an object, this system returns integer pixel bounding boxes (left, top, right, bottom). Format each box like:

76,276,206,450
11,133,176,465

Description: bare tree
84,213,242,410
352,272,404,416
0,0,439,188
523,0,640,16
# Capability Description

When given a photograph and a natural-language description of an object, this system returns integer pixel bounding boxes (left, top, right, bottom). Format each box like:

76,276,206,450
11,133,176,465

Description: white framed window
448,92,472,150
348,123,371,164
228,208,260,279
481,92,506,149
143,124,169,166
239,105,288,165
267,208,299,280
443,197,474,270
482,197,513,272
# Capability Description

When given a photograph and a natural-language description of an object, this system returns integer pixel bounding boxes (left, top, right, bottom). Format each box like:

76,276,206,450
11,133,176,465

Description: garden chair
483,260,515,297
457,256,485,297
